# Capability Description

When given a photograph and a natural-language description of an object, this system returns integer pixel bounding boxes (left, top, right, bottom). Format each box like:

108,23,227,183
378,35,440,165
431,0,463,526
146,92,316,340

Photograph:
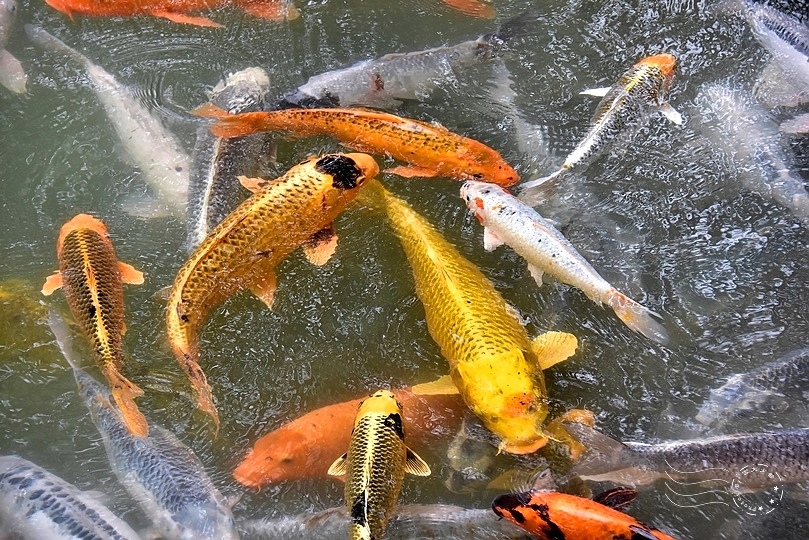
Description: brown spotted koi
194,105,519,187
166,153,378,428
42,214,148,437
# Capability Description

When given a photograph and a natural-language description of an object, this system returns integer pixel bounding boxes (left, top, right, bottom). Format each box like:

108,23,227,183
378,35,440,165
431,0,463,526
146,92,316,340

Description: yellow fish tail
104,366,148,437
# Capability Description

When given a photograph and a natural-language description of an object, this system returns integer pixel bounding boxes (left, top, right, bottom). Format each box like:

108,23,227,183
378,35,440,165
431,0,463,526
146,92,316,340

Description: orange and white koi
166,153,378,428
461,181,668,343
195,105,519,187
42,214,148,437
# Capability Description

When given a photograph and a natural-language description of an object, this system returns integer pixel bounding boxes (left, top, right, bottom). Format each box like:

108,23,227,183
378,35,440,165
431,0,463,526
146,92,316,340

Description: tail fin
105,366,149,437
443,0,495,19
178,350,221,432
562,423,637,479
516,168,564,204
607,290,669,345
25,25,91,69
211,111,274,139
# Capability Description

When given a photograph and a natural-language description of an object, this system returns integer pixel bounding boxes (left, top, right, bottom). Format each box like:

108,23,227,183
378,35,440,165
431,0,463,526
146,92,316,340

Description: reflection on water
1,0,807,538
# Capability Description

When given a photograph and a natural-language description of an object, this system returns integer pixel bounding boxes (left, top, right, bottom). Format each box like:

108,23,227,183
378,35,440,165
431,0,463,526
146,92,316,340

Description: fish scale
167,153,378,428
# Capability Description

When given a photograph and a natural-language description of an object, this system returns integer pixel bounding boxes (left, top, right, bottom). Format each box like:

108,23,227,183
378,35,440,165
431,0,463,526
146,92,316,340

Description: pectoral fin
658,102,683,125
42,272,63,296
250,271,277,310
482,227,504,251
531,331,578,370
327,453,348,476
580,87,611,97
302,225,338,266
593,487,638,510
118,262,145,285
149,9,223,27
404,448,431,476
385,165,439,178
527,264,544,286
238,175,268,193
411,375,460,395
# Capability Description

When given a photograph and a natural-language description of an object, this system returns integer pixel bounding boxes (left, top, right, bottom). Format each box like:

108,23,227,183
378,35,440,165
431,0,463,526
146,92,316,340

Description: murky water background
1,0,808,538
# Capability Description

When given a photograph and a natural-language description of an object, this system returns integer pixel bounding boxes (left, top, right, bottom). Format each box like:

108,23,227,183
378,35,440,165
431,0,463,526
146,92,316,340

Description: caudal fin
193,105,274,139
105,367,148,437
178,351,221,432
607,290,669,345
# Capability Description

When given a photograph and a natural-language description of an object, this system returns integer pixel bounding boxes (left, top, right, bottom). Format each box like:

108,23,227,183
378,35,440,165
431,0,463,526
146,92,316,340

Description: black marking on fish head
492,491,533,520
315,154,364,190
384,412,405,440
492,492,567,540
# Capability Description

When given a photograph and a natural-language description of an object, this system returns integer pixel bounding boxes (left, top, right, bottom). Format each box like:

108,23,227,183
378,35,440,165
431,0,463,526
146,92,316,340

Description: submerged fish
361,181,578,454
492,489,677,540
239,504,531,539
275,11,536,110
564,422,809,490
167,153,378,428
0,0,26,93
461,181,668,343
441,0,494,19
42,214,148,437
25,25,190,218
234,387,463,488
48,310,239,540
696,346,809,427
0,455,140,540
520,53,682,194
327,390,431,540
693,82,809,227
44,0,298,27
196,105,519,186
187,67,273,252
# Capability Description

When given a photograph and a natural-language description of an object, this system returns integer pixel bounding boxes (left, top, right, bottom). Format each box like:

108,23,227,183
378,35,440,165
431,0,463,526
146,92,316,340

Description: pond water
0,0,808,538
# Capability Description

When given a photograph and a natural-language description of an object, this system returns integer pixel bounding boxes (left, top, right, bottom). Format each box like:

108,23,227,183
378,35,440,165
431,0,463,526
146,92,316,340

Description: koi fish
0,456,141,540
520,53,682,194
0,0,26,94
361,181,578,454
275,11,536,110
42,214,148,437
26,25,190,219
461,181,668,343
492,489,678,540
45,0,298,27
167,153,378,428
327,390,431,540
441,0,494,19
234,387,464,488
187,67,273,252
48,310,239,540
195,105,519,186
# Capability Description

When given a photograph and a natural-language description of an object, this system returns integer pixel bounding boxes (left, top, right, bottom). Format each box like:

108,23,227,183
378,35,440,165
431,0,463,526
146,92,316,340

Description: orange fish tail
104,367,148,437
442,0,495,18
211,111,276,139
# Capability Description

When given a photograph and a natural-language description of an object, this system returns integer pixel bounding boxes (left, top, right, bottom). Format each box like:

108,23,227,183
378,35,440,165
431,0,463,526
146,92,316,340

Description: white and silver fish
564,422,809,490
187,67,273,252
25,25,190,218
238,504,532,540
0,0,25,93
693,82,809,227
48,310,239,540
462,181,668,344
696,346,809,428
0,455,140,540
520,53,682,195
722,0,809,108
274,11,537,110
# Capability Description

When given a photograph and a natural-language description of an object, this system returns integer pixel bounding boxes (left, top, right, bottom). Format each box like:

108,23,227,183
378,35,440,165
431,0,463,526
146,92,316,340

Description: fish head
311,153,379,203
459,180,505,221
234,426,328,486
211,67,272,114
355,389,403,425
173,502,238,540
640,53,677,78
695,377,782,427
56,213,109,254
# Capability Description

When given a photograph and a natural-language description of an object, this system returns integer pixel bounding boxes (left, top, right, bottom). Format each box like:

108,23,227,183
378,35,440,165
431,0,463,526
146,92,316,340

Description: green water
1,0,808,538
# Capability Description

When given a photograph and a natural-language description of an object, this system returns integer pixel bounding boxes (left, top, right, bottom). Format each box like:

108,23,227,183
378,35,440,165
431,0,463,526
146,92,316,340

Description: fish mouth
498,435,548,455
642,53,677,76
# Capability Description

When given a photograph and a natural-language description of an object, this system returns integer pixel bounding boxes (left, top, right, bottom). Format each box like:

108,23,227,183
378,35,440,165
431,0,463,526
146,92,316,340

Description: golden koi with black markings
166,153,379,429
328,390,431,540
362,181,578,454
42,214,147,437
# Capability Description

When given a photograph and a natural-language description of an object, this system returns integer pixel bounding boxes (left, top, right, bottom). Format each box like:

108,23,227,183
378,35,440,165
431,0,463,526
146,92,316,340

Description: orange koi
442,0,494,18
492,490,678,540
166,153,378,429
42,214,148,437
195,105,519,187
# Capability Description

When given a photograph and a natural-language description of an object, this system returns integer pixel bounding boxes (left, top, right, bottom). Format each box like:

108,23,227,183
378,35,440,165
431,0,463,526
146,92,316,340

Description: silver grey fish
0,455,140,540
25,25,189,219
696,347,809,427
238,504,532,540
693,82,809,227
564,422,809,491
187,67,273,252
0,0,25,93
721,0,809,107
48,310,239,540
274,11,537,110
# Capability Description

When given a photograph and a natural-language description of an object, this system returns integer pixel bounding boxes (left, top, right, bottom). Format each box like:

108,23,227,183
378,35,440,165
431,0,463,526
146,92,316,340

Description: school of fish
1,0,808,539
